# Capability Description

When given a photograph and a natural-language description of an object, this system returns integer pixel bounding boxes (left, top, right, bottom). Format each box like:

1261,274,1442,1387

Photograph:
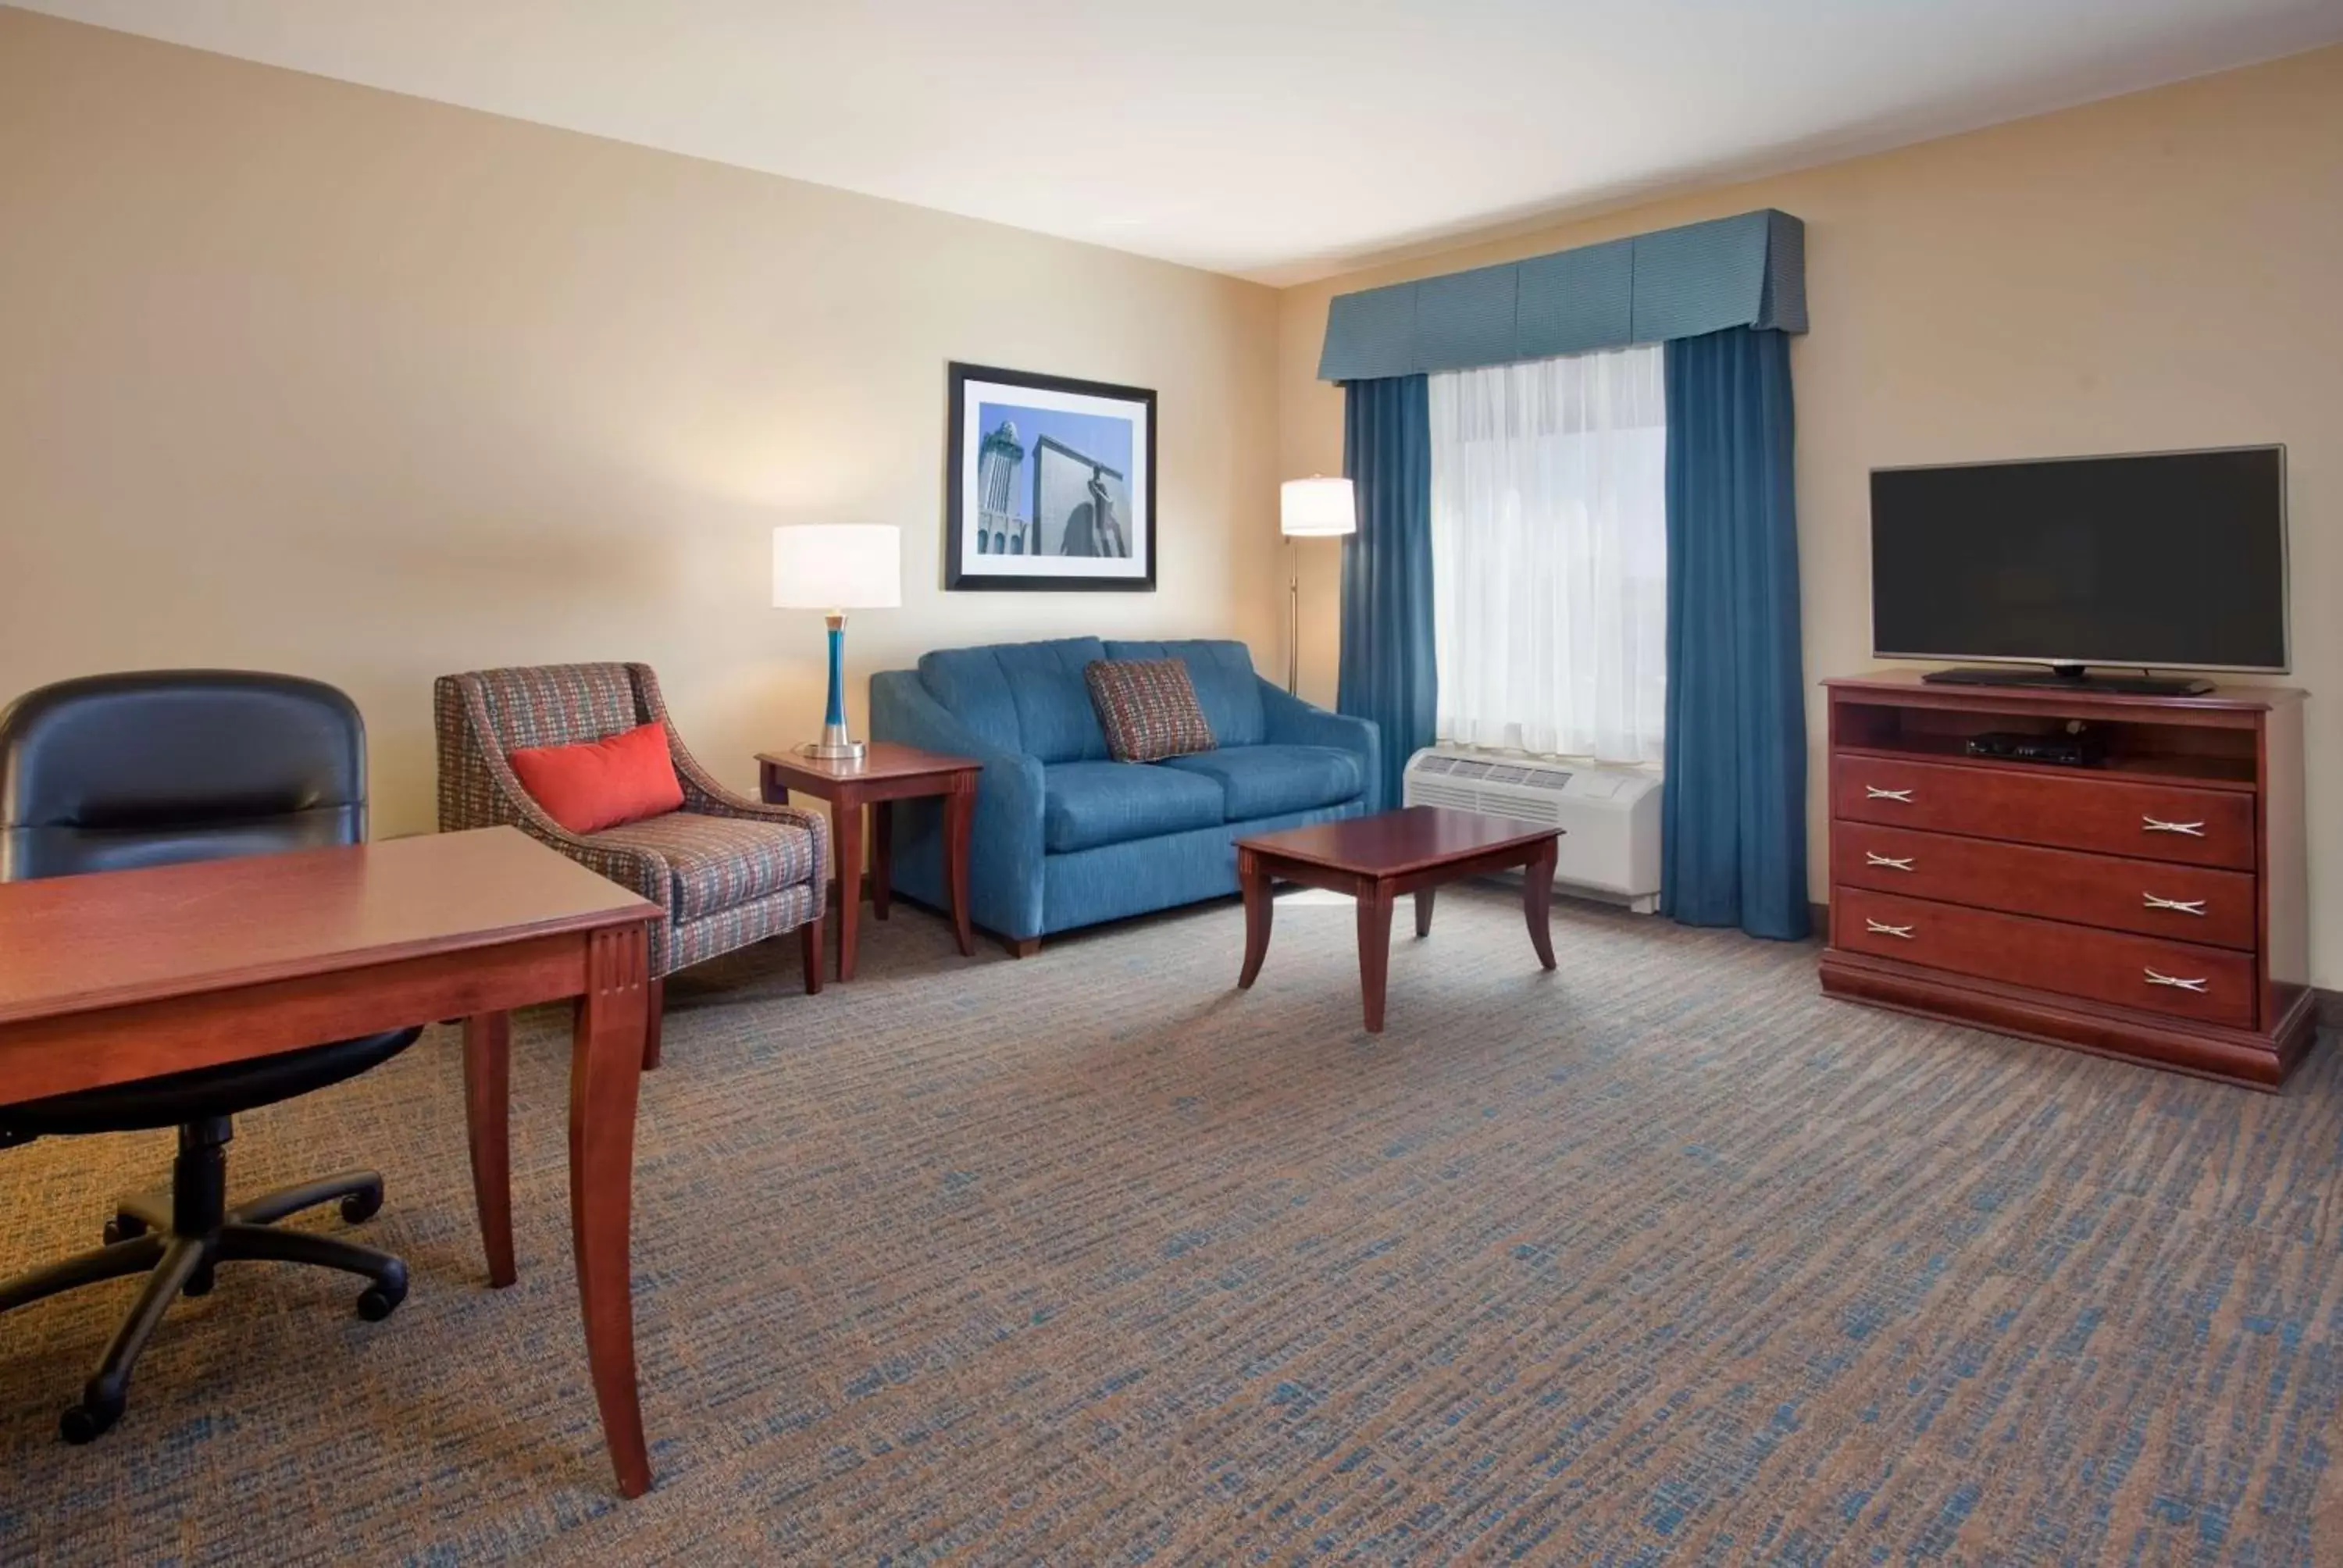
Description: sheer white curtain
1428,344,1667,763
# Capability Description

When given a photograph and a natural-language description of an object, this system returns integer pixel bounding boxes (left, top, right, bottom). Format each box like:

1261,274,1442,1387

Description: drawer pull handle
1864,852,1915,871
1863,918,1915,939
1865,786,1914,803
2144,968,2209,993
2142,815,2206,837
2142,893,2208,916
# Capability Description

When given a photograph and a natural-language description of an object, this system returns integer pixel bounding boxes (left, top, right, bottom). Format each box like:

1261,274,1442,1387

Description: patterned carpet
2,882,2340,1565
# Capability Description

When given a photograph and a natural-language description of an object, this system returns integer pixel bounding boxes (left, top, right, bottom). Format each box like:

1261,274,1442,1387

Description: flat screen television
1869,445,2288,693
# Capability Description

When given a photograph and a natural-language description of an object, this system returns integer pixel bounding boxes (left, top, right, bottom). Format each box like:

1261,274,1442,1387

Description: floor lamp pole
1286,536,1300,694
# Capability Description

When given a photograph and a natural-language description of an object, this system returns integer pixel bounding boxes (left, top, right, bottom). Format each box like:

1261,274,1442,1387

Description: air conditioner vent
1400,746,1661,913
1407,780,1484,813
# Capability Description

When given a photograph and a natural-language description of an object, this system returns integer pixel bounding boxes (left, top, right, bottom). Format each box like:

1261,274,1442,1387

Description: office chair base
0,1121,405,1446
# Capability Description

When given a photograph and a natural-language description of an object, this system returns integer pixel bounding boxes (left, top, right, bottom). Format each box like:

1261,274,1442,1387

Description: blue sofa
869,638,1379,947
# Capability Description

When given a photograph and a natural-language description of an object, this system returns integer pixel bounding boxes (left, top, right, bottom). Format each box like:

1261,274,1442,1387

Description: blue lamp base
797,611,866,762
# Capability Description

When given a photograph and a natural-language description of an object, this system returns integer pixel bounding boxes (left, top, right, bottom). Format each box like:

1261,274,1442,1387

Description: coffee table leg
944,782,975,957
1525,839,1558,970
1414,888,1435,938
1357,884,1393,1032
1236,848,1273,989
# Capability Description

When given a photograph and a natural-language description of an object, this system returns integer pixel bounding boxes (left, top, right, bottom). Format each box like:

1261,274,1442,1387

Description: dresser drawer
1831,822,2258,950
1832,756,2256,870
1833,886,2256,1028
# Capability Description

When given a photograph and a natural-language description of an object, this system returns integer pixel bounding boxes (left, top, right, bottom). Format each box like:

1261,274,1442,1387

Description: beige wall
5,11,2338,982
1278,45,2343,985
0,9,1285,837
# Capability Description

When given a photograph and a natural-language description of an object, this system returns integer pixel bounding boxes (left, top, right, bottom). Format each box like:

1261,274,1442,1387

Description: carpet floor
2,883,2340,1566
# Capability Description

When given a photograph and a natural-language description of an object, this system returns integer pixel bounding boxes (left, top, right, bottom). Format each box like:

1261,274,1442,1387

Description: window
1428,344,1667,764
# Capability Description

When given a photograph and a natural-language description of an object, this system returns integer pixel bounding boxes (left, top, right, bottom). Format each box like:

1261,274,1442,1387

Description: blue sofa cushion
1043,761,1225,853
920,638,1109,762
1104,640,1265,746
1160,744,1365,821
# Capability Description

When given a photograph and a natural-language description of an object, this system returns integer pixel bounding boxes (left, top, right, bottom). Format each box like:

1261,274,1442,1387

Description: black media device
1964,729,2106,768
1870,445,2288,695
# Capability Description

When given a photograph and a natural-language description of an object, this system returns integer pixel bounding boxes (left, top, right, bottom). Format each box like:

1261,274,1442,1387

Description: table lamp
772,523,901,762
1278,476,1356,693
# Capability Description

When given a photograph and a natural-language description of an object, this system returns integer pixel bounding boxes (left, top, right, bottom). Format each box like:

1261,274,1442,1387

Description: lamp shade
1280,476,1356,537
772,524,901,611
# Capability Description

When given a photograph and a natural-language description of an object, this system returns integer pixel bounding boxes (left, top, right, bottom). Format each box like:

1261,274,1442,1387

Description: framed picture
945,362,1157,592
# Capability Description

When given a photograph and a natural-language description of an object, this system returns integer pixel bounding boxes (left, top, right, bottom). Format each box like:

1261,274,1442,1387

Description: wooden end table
756,742,981,981
1235,806,1562,1033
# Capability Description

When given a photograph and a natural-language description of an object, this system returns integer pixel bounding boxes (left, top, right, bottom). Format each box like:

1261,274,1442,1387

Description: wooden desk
757,742,981,979
0,827,663,1497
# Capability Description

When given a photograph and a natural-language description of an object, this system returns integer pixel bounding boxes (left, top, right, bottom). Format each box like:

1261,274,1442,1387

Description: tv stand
1821,672,2313,1087
1920,665,2215,697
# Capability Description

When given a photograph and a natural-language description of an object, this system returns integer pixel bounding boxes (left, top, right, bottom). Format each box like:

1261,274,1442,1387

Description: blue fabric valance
1317,208,1805,382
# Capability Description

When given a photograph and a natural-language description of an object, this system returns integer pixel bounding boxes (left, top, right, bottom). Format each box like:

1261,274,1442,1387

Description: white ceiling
17,0,2343,283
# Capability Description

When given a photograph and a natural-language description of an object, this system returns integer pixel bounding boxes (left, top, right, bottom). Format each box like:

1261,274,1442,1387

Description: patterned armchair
434,663,829,1066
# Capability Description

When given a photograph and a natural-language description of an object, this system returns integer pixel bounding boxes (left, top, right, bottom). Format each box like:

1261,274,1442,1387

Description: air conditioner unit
1402,746,1662,914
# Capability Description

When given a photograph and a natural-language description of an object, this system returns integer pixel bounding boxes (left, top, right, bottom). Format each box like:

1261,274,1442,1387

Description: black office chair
0,671,421,1444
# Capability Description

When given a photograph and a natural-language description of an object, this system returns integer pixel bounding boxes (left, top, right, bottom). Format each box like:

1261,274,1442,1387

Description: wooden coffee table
1235,806,1562,1032
757,742,981,981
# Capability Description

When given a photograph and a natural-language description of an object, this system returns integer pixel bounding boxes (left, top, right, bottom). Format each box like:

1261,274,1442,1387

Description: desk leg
872,801,893,921
571,924,653,1499
833,800,864,982
462,1013,515,1289
1525,839,1558,971
945,782,975,957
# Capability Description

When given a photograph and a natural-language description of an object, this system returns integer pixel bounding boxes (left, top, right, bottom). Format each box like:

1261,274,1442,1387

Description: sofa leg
1004,936,1040,960
801,912,826,995
641,978,665,1071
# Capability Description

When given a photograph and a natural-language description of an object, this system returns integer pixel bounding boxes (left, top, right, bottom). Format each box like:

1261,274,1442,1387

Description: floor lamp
1279,476,1357,693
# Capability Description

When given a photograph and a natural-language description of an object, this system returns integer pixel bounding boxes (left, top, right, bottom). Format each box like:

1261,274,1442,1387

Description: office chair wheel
181,1263,216,1298
340,1182,384,1224
102,1217,146,1246
356,1276,406,1323
60,1392,123,1445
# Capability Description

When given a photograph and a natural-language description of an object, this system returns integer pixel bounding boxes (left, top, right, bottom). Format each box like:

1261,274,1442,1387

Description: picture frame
944,362,1157,592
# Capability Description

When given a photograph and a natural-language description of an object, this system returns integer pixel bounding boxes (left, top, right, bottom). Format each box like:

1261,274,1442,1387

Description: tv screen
1870,446,2288,672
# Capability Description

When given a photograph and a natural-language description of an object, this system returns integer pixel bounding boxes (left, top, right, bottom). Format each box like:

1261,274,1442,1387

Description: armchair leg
642,978,665,1071
1004,936,1040,960
801,912,825,995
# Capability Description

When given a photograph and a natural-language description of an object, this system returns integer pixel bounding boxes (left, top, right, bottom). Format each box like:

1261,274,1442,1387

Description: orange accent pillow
506,721,683,835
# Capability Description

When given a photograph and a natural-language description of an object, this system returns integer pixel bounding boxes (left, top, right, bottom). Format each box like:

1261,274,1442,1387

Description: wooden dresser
1818,672,2313,1087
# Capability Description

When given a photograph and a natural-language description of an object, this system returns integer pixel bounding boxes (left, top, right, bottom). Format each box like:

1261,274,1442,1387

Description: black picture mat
944,361,1158,593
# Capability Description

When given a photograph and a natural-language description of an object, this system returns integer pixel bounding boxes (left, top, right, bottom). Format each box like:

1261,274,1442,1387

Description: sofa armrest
1258,680,1384,813
868,671,1047,938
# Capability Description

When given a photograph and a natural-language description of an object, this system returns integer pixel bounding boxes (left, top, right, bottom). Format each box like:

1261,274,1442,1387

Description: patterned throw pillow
1085,658,1217,764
